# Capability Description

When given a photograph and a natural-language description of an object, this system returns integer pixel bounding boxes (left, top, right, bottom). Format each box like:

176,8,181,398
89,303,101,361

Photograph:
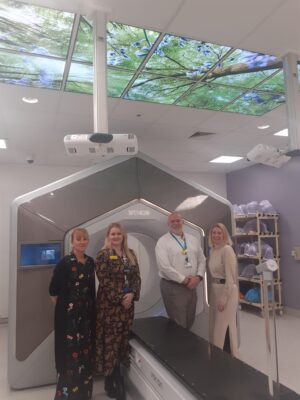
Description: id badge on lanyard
184,256,192,269
171,233,192,268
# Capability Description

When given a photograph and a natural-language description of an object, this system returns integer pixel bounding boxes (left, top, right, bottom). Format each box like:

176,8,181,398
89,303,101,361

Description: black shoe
104,375,117,399
113,370,126,400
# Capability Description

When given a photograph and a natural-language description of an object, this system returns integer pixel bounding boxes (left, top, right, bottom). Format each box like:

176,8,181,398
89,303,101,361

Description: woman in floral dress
49,228,95,400
95,222,141,399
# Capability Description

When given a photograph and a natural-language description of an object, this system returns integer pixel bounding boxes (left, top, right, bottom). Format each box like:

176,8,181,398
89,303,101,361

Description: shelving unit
234,213,283,316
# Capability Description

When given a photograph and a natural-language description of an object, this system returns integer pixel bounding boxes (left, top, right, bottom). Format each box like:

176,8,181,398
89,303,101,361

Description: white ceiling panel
168,0,284,51
240,0,300,56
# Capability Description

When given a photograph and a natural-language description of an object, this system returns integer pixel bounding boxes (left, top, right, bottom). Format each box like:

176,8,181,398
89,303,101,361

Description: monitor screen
20,242,62,267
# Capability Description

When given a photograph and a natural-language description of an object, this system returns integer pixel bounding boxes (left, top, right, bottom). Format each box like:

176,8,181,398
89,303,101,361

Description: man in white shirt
155,212,206,329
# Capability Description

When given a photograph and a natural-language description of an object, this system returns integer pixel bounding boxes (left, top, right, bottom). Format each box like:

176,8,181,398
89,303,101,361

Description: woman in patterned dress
49,228,96,400
95,223,141,399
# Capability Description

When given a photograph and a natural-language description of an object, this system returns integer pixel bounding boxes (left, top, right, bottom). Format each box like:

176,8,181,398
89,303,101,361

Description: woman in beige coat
208,223,239,357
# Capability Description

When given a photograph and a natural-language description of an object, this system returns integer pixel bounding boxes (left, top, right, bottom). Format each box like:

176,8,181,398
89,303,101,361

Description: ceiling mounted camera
26,156,34,164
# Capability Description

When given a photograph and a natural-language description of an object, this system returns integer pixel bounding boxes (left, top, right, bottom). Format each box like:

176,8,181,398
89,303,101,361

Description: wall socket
291,246,300,260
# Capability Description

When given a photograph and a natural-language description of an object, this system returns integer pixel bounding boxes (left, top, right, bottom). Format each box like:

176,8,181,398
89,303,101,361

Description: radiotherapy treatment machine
8,154,300,399
8,154,232,390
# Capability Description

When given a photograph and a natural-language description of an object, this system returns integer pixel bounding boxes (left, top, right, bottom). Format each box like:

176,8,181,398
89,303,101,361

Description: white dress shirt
155,232,206,283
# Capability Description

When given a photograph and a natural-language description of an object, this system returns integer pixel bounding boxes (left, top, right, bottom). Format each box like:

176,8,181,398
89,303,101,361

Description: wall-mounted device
291,246,300,260
246,144,291,168
256,259,278,274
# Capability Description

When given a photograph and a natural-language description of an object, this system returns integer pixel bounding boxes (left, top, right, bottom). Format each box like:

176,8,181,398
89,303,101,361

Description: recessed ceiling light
0,139,7,149
22,97,39,104
274,128,288,137
258,125,270,130
210,156,243,164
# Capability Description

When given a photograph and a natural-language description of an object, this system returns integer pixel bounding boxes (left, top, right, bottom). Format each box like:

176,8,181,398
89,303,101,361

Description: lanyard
170,232,187,254
121,254,130,293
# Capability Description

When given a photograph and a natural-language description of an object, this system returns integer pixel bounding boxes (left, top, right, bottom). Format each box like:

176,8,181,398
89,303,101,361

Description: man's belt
161,278,183,285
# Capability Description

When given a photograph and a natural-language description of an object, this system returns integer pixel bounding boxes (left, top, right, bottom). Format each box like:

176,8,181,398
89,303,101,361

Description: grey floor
238,309,300,394
0,323,113,400
1,310,300,399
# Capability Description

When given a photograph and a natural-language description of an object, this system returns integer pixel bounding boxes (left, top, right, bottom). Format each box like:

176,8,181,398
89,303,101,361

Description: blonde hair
104,222,135,265
71,227,89,243
208,223,232,248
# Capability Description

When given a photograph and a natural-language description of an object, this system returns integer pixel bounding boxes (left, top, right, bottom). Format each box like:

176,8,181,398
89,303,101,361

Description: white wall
179,171,227,198
0,164,227,319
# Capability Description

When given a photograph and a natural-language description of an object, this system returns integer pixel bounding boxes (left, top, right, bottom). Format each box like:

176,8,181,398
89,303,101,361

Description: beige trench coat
208,244,239,357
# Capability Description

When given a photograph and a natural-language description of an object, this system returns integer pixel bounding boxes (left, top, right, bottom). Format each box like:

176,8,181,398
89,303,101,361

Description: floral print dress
94,248,141,376
49,254,96,400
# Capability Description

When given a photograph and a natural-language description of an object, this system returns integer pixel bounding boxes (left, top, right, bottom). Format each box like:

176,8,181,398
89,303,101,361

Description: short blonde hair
208,223,232,248
71,227,89,243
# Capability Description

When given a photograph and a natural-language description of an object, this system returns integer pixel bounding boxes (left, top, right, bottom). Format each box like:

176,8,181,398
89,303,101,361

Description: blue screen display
20,242,62,267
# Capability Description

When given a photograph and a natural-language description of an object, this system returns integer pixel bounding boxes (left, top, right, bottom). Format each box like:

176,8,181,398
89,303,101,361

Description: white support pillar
92,10,108,134
283,53,300,155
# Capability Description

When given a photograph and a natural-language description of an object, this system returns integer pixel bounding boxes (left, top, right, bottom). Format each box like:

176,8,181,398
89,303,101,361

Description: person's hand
122,293,134,309
186,275,201,290
50,296,58,305
182,277,190,286
217,302,225,312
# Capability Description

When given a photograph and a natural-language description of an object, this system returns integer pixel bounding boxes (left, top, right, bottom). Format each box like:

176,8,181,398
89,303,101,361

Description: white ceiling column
283,53,300,155
92,10,108,133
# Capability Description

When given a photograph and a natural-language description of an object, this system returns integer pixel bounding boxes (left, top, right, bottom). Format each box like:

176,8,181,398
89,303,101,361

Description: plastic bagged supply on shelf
240,264,258,277
245,287,260,303
244,242,258,257
242,220,268,234
268,287,274,302
233,204,246,217
235,226,245,234
246,201,259,216
261,242,274,259
259,200,276,214
237,242,247,255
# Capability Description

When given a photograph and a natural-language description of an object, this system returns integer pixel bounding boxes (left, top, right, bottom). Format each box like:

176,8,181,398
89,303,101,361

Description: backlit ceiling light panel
0,0,291,116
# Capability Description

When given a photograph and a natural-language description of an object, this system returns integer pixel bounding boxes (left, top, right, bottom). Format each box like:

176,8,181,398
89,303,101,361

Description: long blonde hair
208,222,232,248
104,222,135,265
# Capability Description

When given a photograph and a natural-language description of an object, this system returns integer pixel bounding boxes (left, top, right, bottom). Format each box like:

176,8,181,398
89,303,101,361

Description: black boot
112,366,126,400
104,374,117,399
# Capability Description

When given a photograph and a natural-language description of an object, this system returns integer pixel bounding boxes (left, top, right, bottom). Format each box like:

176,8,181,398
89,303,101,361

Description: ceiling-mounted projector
246,143,291,168
62,8,139,160
64,133,138,157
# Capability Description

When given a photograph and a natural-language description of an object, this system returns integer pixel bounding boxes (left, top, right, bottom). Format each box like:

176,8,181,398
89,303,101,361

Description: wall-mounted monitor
19,242,62,268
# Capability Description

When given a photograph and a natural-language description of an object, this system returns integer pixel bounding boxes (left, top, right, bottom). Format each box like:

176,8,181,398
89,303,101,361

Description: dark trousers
160,278,197,330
